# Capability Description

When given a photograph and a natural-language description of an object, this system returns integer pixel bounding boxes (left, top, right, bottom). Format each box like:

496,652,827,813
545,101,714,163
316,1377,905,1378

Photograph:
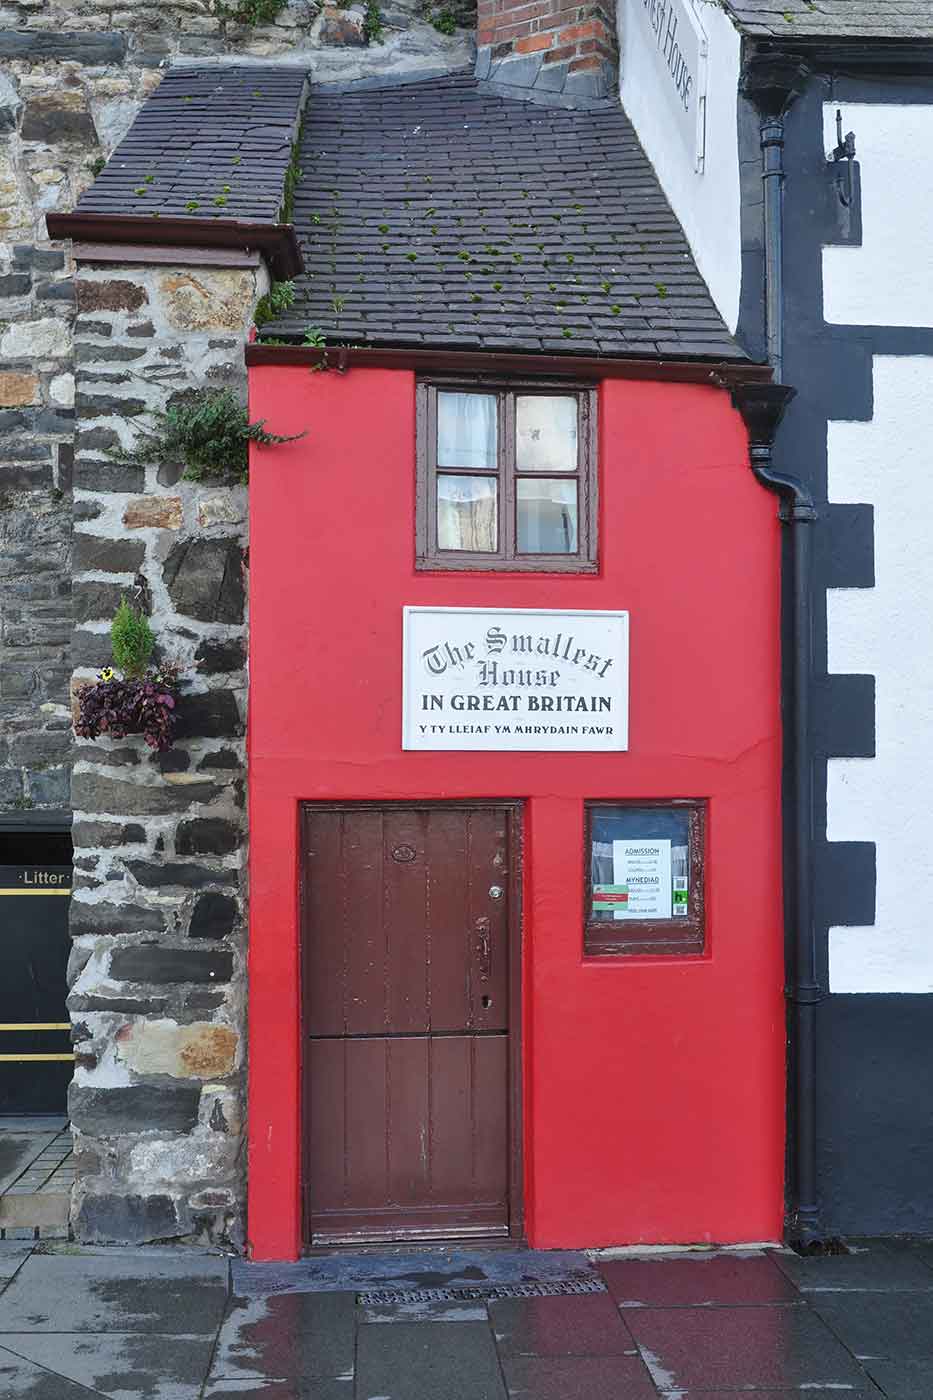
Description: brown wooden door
302,804,520,1246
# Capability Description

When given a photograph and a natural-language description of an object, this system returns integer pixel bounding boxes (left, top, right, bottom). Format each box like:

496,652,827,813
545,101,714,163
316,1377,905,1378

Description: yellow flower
99,667,114,682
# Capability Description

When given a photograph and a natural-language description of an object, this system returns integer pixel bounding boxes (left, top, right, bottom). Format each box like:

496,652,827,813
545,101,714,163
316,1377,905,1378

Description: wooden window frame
583,799,707,957
416,375,598,573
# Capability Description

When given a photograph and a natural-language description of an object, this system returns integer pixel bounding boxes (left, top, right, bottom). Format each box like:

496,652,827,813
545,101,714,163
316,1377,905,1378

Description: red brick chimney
476,0,618,98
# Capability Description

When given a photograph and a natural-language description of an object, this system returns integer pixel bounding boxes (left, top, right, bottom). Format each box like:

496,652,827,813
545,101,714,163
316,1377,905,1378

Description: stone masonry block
127,861,237,888
72,771,221,815
124,497,183,530
116,1020,237,1079
194,639,246,674
189,892,238,940
76,280,148,314
175,817,240,856
174,691,244,741
158,270,256,334
162,539,244,624
74,535,145,575
74,1191,182,1246
108,944,233,984
69,1082,200,1136
0,372,39,407
73,582,134,625
70,900,166,936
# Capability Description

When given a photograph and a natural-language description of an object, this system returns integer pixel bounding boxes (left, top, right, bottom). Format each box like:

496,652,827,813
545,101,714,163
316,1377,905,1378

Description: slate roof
262,73,745,361
76,64,308,224
721,0,933,40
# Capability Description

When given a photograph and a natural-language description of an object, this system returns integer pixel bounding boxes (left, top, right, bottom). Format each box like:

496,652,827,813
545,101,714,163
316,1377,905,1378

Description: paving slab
599,1252,798,1307
862,1356,933,1398
500,1354,657,1399
204,1382,353,1399
0,1134,60,1193
356,1320,507,1400
233,1248,597,1296
0,1248,228,1334
625,1302,869,1391
489,1292,635,1356
808,1289,933,1359
0,1343,99,1398
774,1240,933,1291
0,1241,34,1279
0,1331,214,1400
211,1292,355,1383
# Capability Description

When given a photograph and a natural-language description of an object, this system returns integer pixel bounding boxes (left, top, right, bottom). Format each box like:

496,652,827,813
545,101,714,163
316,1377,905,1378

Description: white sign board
612,839,672,919
625,0,708,170
402,607,629,752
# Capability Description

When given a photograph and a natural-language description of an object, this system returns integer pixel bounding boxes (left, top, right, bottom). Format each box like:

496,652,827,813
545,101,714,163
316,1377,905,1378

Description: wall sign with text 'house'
625,0,708,171
402,607,629,752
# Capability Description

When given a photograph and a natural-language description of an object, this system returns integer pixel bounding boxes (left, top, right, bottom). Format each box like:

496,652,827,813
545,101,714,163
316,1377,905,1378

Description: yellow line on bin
0,1054,75,1062
0,1023,70,1032
0,889,71,896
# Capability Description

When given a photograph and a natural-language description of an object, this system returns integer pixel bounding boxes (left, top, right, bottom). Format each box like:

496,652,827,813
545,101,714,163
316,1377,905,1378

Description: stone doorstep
0,1193,70,1228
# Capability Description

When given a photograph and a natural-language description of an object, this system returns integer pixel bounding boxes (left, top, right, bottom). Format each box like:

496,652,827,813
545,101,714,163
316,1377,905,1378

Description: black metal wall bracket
825,109,862,247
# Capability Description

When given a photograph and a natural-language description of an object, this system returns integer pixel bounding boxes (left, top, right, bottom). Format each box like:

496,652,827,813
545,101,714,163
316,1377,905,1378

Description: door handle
474,917,491,981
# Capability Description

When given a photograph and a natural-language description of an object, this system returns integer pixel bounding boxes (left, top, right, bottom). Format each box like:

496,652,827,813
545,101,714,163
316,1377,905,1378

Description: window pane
437,474,498,552
437,392,497,469
516,395,578,473
517,479,577,554
589,806,691,922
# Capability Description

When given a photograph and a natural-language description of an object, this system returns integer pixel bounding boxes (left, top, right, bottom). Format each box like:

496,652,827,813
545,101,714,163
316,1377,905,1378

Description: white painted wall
619,0,743,332
827,358,933,992
823,102,933,993
823,104,933,326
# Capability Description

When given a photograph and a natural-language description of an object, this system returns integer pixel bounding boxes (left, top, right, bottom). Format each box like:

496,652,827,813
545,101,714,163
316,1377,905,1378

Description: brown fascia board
245,343,772,388
45,212,302,280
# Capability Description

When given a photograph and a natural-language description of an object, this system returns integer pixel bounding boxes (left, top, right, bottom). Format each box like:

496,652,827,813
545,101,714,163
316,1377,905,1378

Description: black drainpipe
733,54,821,1246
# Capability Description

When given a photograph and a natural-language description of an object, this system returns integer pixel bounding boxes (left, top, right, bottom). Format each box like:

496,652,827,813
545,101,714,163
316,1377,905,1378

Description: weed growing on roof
109,388,304,486
332,294,346,312
89,155,106,176
611,305,621,314
214,194,228,207
231,155,242,165
431,8,457,32
184,200,200,212
253,279,295,328
378,223,389,233
134,186,148,196
655,282,668,298
363,0,385,42
281,125,304,223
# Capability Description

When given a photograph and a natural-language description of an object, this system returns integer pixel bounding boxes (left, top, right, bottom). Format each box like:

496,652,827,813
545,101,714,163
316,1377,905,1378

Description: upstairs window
416,380,597,572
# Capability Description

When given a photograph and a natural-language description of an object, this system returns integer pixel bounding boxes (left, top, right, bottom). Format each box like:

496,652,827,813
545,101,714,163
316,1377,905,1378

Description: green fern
110,389,305,486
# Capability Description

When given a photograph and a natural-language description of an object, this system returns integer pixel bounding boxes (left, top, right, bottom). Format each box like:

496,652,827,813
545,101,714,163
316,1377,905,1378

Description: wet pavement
0,1238,932,1396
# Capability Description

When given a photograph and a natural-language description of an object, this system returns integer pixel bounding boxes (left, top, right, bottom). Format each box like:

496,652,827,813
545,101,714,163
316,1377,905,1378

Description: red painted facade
246,364,785,1261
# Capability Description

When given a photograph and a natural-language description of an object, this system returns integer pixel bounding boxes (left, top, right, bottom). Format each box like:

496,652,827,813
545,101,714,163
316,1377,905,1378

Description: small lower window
584,800,706,956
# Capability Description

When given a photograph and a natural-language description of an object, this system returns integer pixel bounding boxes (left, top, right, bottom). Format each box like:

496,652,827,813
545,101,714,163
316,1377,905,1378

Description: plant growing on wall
111,388,305,486
75,604,181,752
212,0,288,24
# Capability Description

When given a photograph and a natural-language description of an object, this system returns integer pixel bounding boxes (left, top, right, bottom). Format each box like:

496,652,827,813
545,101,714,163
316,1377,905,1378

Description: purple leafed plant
75,665,181,752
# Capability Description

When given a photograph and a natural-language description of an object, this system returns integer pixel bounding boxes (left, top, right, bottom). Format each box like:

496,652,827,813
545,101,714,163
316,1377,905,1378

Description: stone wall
0,2,473,822
66,257,265,1245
